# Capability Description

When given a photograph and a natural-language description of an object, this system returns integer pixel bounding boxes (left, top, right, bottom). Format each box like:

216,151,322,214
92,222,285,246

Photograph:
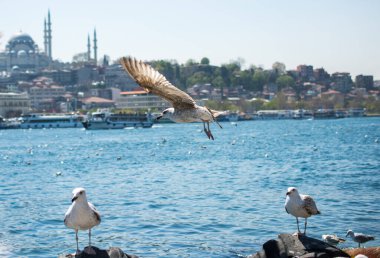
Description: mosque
0,10,98,72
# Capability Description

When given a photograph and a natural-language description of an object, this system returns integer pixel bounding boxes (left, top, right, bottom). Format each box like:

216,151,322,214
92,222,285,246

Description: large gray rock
248,233,350,258
59,246,139,258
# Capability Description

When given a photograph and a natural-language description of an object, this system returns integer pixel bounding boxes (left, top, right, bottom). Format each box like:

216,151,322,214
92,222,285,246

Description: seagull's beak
72,196,78,202
286,191,290,196
156,115,163,120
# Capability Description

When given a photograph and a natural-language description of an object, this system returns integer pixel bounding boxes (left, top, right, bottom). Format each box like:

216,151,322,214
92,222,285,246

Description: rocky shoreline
59,233,379,258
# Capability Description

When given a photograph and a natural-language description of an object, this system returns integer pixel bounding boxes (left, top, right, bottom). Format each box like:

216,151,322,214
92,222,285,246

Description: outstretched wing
120,57,196,110
302,195,320,215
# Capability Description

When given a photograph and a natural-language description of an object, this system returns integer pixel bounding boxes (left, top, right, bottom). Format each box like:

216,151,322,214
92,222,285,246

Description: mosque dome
8,32,35,45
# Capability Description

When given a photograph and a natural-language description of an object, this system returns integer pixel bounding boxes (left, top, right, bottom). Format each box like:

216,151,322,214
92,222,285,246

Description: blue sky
1,0,379,79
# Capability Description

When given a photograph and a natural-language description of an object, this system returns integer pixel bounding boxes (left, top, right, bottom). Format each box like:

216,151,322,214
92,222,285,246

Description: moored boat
82,111,153,130
19,113,84,129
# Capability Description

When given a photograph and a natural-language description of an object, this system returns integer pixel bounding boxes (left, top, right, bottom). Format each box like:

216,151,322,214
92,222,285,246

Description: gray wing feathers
120,57,196,109
356,234,375,243
302,195,320,215
88,202,101,223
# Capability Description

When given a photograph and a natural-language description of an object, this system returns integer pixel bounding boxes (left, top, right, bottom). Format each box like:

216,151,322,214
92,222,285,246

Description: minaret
87,34,91,61
47,10,52,60
43,18,48,55
93,28,98,65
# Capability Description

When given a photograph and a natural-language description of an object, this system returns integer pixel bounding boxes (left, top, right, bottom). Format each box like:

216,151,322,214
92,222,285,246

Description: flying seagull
120,56,225,140
64,187,101,255
346,230,375,248
285,187,321,235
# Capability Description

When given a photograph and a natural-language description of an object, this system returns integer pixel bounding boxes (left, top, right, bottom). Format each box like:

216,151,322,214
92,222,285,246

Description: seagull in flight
64,187,101,255
120,56,225,140
285,187,321,235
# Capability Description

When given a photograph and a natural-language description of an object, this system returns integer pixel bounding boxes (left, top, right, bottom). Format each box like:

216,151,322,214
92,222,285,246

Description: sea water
0,118,379,257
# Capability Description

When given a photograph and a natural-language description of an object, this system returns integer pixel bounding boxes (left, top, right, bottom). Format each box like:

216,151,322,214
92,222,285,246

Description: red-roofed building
82,96,115,110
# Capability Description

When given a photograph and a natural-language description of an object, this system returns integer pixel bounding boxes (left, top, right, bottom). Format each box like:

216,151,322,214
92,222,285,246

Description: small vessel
292,109,313,119
19,113,84,129
313,109,345,119
82,110,153,130
0,117,21,129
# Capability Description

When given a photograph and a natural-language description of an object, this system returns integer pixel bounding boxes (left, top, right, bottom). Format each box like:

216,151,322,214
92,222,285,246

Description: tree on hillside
186,71,211,87
252,69,268,92
185,59,198,67
276,75,295,90
272,62,286,76
200,57,210,65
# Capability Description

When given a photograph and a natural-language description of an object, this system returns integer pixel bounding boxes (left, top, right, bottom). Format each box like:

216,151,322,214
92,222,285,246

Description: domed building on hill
0,32,50,72
0,10,52,72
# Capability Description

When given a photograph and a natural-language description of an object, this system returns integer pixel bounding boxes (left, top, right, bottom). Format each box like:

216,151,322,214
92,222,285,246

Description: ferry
82,111,153,130
313,109,345,119
0,117,21,129
19,113,84,129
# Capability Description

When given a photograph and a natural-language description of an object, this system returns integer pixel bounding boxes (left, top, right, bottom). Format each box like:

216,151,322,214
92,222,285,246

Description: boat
82,111,153,130
19,113,84,129
348,108,366,117
313,109,345,119
256,110,293,119
292,109,313,119
0,117,21,129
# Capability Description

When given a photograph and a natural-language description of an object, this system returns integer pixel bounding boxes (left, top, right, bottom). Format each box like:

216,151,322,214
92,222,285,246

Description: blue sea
0,118,379,257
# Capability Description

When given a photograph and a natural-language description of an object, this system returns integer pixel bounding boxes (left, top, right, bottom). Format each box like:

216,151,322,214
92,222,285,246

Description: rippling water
0,118,379,257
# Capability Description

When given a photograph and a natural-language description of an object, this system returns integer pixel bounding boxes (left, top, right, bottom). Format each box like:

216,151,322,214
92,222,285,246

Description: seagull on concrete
120,57,225,140
285,187,321,235
64,187,101,255
322,234,346,246
346,230,375,248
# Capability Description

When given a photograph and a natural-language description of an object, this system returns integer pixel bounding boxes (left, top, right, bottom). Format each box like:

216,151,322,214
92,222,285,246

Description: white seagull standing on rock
346,229,375,248
120,56,225,140
285,187,321,235
64,187,101,255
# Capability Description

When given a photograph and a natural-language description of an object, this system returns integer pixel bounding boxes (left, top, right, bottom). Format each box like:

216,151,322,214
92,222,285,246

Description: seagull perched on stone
285,187,321,235
64,187,101,255
120,56,225,140
322,234,346,246
346,230,375,248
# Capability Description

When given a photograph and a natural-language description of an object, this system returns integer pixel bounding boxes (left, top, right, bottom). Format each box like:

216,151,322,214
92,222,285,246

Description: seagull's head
346,230,353,237
156,108,174,121
286,187,299,197
71,187,87,203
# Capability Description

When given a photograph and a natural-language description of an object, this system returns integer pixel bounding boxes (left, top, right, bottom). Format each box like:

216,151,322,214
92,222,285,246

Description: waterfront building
116,90,169,110
28,77,65,110
81,96,115,110
331,72,353,93
0,92,30,117
297,65,314,81
355,75,374,90
104,64,138,90
314,68,330,84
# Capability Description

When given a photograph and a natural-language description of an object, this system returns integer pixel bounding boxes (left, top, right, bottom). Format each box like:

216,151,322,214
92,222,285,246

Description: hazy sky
1,0,379,79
